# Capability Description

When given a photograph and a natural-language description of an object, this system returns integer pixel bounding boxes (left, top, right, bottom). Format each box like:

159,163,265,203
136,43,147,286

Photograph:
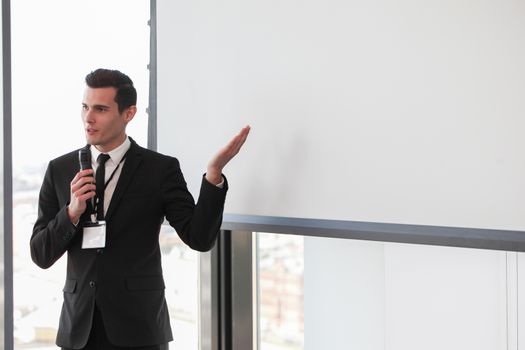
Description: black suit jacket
30,139,228,349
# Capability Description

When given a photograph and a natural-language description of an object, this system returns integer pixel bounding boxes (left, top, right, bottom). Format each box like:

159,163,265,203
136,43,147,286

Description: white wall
157,0,525,231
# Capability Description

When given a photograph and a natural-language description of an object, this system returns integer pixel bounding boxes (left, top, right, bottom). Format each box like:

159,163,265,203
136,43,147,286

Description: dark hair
85,68,137,113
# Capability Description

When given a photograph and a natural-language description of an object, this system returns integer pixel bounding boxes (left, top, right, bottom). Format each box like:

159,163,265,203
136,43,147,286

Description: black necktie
95,153,111,221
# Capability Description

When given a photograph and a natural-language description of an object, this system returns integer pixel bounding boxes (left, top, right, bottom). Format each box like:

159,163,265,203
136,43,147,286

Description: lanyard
101,152,128,190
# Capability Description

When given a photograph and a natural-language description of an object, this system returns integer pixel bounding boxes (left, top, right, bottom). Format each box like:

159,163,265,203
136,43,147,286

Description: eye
82,104,88,111
96,106,108,112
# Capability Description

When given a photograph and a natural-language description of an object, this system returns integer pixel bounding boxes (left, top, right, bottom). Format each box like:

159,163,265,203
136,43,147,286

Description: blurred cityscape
258,233,304,350
13,163,58,347
13,165,305,350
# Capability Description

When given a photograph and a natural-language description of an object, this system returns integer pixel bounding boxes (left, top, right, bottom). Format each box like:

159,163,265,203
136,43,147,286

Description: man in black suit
30,68,250,349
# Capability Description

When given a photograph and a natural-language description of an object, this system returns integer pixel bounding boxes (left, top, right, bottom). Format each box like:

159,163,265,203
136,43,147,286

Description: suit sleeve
30,161,78,269
162,158,228,252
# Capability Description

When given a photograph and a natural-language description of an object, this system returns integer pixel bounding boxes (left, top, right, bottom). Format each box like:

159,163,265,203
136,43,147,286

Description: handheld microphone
78,148,92,171
78,147,94,217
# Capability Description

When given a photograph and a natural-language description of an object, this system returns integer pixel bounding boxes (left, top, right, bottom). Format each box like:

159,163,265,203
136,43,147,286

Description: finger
225,126,250,153
210,126,251,168
227,130,250,156
236,127,250,148
232,126,250,148
77,168,94,179
71,180,96,202
71,169,94,185
77,190,96,201
72,185,96,201
71,192,94,206
236,125,250,144
241,125,251,136
72,176,95,193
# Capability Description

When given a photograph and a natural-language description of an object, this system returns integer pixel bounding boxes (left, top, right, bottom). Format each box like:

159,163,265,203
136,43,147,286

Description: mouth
86,128,98,135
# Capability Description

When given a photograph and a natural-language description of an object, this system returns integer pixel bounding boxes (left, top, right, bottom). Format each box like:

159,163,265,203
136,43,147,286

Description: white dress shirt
90,137,131,217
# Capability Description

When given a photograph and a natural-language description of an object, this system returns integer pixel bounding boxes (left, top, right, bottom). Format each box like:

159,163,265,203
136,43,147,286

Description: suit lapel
104,140,143,221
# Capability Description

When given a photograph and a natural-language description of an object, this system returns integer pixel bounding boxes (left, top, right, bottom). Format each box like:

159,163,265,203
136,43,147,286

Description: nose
83,109,95,124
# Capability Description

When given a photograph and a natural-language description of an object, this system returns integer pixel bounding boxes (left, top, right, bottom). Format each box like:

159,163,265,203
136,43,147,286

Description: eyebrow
83,103,110,110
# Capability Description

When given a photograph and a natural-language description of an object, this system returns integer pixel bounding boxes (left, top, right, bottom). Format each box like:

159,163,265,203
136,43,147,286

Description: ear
123,105,137,124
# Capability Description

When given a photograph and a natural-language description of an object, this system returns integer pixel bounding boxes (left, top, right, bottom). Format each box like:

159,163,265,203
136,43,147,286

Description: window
257,232,304,350
12,1,149,347
255,231,512,350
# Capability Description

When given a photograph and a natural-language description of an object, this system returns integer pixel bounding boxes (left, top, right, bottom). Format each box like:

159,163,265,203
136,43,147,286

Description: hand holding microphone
67,149,97,224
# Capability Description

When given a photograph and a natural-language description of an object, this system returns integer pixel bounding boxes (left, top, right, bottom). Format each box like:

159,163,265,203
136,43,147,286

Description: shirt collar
90,136,131,167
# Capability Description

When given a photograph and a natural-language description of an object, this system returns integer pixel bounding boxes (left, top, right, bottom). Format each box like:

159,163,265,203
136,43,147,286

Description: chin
86,138,100,147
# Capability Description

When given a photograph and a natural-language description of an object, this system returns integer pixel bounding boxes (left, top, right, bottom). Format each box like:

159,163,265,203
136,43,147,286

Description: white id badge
82,221,106,249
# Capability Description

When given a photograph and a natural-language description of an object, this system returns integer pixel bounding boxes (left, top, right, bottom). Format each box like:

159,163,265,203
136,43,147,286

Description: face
81,86,136,153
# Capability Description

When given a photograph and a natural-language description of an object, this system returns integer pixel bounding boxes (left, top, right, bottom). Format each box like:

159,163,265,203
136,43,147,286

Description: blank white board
157,0,525,231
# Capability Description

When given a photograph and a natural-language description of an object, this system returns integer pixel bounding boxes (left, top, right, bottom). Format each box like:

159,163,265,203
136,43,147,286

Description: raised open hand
206,125,251,185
